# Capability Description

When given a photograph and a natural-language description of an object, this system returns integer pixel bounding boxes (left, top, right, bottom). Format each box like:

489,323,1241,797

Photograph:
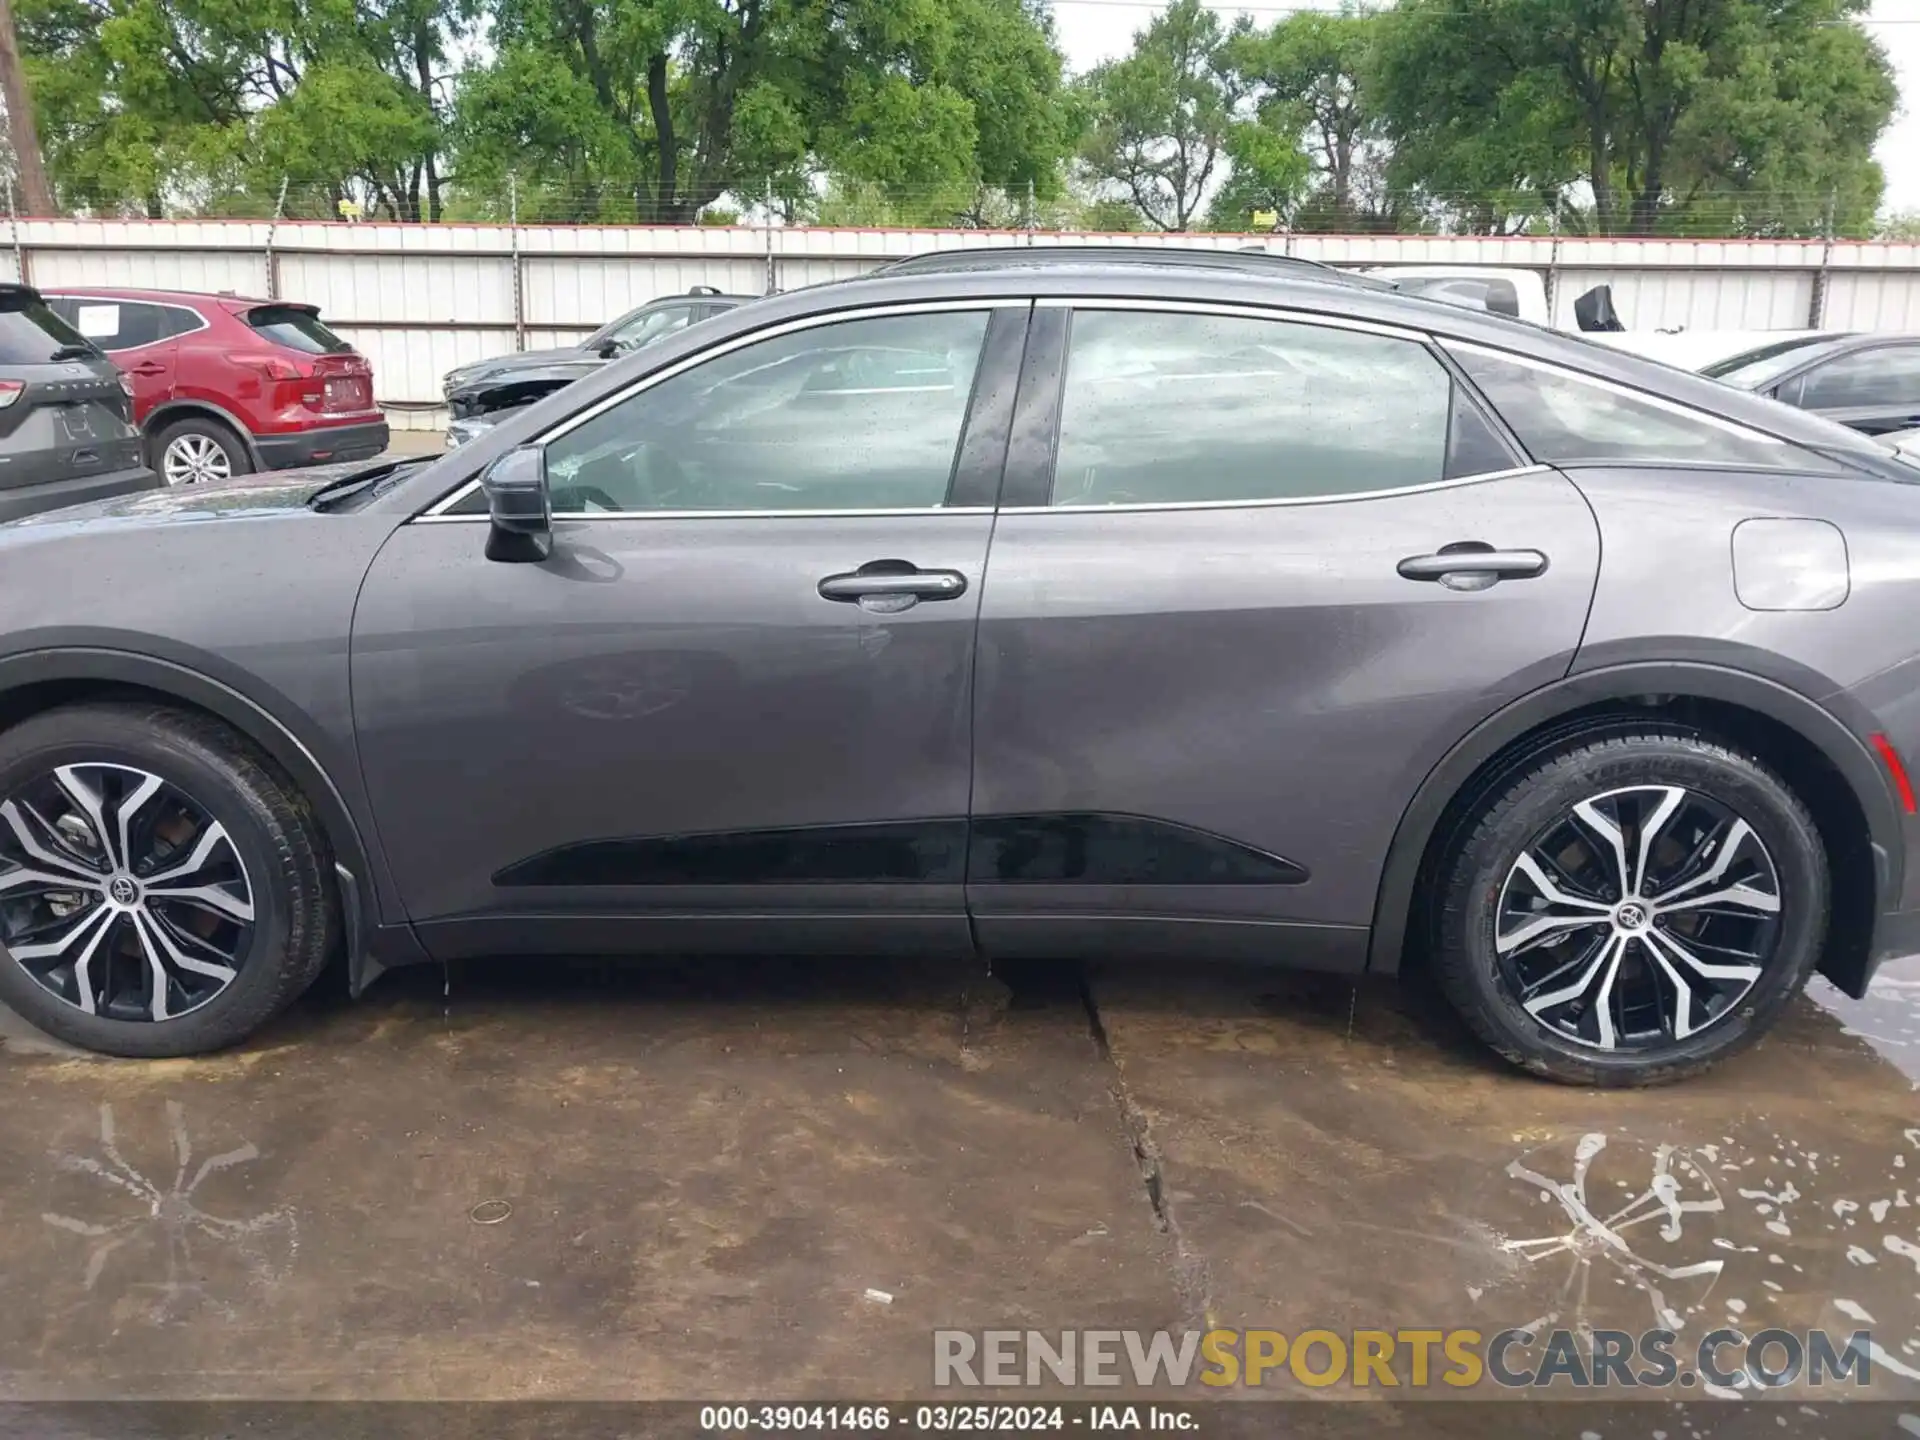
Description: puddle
1808,955,1920,1086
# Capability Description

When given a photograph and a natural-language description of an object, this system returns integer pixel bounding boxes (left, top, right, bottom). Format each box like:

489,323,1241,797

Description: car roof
877,244,1395,291
40,286,263,305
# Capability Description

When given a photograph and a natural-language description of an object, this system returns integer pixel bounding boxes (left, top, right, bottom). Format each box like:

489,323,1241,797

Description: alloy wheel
162,433,233,486
0,764,254,1021
1494,784,1782,1052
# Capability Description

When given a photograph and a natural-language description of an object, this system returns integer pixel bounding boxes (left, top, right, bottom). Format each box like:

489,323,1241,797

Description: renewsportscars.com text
932,1327,1878,1391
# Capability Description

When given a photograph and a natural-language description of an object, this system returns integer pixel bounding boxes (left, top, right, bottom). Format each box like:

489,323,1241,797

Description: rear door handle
818,563,968,610
127,363,167,376
1397,545,1548,591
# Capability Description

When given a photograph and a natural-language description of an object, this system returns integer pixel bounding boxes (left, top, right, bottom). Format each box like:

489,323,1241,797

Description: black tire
151,415,254,485
0,703,335,1057
1430,727,1828,1087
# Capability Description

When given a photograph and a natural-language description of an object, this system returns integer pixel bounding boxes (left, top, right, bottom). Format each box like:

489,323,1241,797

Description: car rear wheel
0,703,335,1057
154,417,253,486
1430,728,1828,1086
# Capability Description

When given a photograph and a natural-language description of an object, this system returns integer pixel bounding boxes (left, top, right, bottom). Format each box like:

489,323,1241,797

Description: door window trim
1003,298,1540,513
418,297,1030,521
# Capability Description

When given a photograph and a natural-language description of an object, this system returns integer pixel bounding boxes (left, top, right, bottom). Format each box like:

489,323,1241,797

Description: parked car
41,288,388,485
1,257,1917,1087
442,287,754,447
1700,333,1920,436
0,282,155,522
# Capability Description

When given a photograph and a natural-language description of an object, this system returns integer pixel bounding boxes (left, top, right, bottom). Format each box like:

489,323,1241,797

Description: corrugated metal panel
1823,273,1920,330
19,220,1920,415
772,256,873,289
1552,268,1814,331
26,247,265,294
278,253,514,325
522,255,762,323
332,326,518,405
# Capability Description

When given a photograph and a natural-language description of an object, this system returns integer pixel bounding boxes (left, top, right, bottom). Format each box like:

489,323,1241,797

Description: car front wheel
1431,728,1829,1086
0,703,335,1057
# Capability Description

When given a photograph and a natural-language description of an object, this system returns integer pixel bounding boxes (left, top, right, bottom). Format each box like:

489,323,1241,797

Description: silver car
0,254,1915,1086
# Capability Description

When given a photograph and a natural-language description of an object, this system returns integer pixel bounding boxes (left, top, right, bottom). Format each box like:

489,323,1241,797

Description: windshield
589,304,696,355
1701,336,1847,389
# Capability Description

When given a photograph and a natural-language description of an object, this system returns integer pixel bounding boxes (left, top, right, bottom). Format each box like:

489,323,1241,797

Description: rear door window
66,301,171,350
245,305,352,354
1047,309,1509,506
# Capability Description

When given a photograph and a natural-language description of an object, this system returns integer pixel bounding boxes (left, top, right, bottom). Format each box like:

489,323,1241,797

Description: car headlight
446,415,497,449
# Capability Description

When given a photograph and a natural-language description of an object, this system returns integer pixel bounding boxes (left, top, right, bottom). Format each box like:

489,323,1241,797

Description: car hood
445,346,592,390
0,461,393,533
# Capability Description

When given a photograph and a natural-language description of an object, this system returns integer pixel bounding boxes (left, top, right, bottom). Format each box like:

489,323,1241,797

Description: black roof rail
873,244,1396,291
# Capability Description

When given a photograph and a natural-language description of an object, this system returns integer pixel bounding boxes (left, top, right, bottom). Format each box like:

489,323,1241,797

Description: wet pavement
0,948,1914,1430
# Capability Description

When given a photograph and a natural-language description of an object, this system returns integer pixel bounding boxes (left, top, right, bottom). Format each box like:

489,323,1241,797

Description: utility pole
0,0,51,216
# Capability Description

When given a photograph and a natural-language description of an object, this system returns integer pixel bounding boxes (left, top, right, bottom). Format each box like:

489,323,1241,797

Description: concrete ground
0,946,1915,1421
380,428,449,458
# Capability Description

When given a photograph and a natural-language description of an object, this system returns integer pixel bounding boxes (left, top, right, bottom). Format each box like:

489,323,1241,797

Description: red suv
42,288,388,485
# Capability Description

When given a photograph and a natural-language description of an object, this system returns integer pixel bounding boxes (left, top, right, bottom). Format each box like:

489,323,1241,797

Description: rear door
49,297,184,425
965,302,1601,967
1784,341,1920,434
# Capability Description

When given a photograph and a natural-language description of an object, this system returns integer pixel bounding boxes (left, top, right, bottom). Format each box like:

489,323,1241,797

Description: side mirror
1574,284,1626,333
481,444,552,563
592,339,621,359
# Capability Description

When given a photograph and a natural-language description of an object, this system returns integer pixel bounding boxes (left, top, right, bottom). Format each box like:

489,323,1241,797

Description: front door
966,303,1602,968
351,302,1027,959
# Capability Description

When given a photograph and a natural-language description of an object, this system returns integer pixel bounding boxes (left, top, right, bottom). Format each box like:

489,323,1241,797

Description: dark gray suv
0,283,154,521
1,259,1916,1086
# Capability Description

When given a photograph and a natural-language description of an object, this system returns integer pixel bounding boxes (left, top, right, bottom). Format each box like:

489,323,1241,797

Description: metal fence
9,218,1920,429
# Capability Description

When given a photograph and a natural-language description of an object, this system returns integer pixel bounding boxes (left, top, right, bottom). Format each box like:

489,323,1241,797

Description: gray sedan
0,257,1916,1087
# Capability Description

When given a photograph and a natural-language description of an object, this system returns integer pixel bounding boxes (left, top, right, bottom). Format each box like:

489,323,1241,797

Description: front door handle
1397,544,1548,592
818,562,968,611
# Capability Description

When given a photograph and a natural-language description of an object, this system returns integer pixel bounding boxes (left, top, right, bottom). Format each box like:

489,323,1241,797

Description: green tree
456,0,1075,225
1373,0,1896,238
18,0,471,218
1220,9,1394,232
1075,0,1249,232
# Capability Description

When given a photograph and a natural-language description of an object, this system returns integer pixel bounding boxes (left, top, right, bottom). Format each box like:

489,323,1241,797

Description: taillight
0,379,22,409
1871,733,1918,814
238,355,307,382
117,373,134,397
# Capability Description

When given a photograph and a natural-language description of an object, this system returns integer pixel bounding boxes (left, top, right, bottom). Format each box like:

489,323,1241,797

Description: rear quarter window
1448,344,1829,471
245,305,352,354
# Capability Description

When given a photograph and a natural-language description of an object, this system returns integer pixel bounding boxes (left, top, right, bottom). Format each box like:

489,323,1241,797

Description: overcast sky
1047,0,1920,217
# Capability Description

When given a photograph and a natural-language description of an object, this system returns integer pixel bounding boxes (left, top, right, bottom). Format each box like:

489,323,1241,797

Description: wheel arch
0,649,391,990
144,401,262,467
1368,661,1899,997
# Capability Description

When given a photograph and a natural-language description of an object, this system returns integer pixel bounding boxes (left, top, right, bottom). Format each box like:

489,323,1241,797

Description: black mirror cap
482,444,552,563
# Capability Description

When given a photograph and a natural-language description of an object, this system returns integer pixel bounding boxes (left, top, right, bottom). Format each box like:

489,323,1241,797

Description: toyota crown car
2,258,1918,1086
0,282,155,521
